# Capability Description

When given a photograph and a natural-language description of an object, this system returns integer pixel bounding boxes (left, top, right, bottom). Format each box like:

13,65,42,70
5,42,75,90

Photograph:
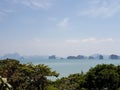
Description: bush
45,85,59,90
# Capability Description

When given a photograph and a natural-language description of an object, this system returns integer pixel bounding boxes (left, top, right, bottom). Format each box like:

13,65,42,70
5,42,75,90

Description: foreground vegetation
1,59,120,90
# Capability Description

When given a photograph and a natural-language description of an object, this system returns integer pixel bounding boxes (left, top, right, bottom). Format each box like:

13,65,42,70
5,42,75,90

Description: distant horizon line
0,52,120,57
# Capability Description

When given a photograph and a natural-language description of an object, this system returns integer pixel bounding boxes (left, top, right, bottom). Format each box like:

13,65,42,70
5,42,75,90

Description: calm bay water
21,59,120,78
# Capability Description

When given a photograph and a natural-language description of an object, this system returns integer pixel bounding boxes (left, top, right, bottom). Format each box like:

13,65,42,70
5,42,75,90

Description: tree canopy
1,59,120,90
0,59,59,90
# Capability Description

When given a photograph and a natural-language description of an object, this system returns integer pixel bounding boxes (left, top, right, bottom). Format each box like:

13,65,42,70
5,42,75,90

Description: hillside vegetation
0,59,120,90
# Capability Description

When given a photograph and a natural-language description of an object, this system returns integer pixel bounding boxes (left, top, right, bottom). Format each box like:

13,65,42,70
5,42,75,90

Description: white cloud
66,40,80,44
100,38,113,42
0,37,116,56
0,9,14,21
0,9,14,15
2,9,14,13
81,38,97,43
66,38,114,44
79,0,120,17
6,0,54,9
34,38,41,42
81,38,114,43
57,18,70,29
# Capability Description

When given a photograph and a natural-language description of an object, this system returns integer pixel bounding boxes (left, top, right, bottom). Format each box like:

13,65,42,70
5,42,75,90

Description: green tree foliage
55,73,86,90
1,59,120,90
85,64,119,90
0,59,59,90
45,85,59,90
55,64,120,90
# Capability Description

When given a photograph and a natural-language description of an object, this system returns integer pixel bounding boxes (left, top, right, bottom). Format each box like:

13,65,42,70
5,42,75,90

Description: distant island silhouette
49,54,120,60
0,53,120,60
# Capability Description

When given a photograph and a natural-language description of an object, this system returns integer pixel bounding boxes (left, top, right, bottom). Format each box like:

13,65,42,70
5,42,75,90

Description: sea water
21,59,120,79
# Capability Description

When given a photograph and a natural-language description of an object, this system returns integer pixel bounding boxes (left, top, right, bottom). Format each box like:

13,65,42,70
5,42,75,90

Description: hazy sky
1,0,120,56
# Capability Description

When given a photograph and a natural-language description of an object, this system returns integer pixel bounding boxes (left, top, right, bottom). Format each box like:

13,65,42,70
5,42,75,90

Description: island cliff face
89,55,104,60
76,55,85,59
49,55,56,59
3,53,120,60
67,56,77,59
67,55,85,59
66,54,119,60
98,55,104,59
109,54,119,59
88,56,94,59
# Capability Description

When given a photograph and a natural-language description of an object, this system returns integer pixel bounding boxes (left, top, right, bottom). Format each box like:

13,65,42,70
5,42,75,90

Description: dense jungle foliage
1,59,120,90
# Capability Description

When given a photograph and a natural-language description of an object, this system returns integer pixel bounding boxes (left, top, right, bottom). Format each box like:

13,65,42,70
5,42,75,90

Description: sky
1,0,120,56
